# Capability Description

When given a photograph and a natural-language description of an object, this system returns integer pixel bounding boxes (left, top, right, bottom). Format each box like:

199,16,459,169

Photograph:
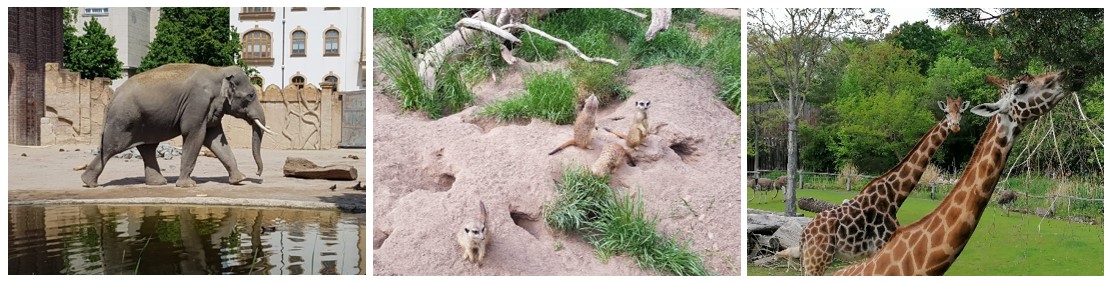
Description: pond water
8,205,365,275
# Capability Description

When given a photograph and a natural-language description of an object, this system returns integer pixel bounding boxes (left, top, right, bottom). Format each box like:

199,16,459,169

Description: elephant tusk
254,119,277,134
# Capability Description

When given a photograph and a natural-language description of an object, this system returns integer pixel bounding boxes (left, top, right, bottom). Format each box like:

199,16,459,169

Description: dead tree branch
617,8,647,19
502,23,619,66
646,8,672,41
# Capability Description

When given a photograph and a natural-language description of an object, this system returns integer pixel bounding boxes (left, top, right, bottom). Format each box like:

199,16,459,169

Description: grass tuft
375,38,474,119
373,8,461,52
481,71,578,124
545,166,710,276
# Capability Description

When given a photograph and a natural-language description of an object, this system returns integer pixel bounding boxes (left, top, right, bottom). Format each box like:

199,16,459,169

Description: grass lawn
747,188,1105,276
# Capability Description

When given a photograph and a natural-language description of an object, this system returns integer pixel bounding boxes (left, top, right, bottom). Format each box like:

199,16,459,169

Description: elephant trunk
251,118,264,176
244,101,268,176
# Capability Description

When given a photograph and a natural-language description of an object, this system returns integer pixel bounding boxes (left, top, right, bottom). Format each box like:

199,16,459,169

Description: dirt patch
373,63,741,275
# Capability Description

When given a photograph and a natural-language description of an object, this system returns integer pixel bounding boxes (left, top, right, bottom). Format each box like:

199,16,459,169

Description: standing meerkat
604,100,650,149
548,94,600,155
589,143,637,176
457,200,492,266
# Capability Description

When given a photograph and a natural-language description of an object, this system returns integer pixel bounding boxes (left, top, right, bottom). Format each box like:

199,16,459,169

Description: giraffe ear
971,102,1001,117
937,101,946,111
960,101,970,112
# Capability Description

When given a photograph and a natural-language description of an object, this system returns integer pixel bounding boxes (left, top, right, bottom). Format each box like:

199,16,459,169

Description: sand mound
373,64,741,275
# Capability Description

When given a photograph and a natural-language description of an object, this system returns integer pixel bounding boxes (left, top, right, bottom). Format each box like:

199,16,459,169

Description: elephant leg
177,130,206,188
81,131,134,187
203,127,246,185
136,144,167,185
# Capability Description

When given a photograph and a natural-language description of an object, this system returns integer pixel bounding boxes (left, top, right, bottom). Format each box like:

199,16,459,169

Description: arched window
291,76,305,89
325,76,338,85
324,29,340,56
291,30,306,57
242,30,272,65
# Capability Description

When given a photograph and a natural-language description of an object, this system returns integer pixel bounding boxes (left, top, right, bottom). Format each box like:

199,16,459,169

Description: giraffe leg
802,220,837,276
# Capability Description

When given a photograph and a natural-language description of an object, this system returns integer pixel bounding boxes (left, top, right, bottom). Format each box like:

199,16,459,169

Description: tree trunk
784,89,799,217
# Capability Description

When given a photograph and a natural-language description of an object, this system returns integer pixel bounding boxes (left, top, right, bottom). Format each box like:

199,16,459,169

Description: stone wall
9,7,64,145
40,63,113,146
41,64,345,150
220,83,344,150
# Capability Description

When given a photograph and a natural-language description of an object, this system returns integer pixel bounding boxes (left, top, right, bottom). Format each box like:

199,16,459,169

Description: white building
73,7,161,90
231,7,365,92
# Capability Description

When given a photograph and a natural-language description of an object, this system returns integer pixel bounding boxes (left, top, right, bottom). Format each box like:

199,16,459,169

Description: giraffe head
936,96,969,132
971,71,1066,128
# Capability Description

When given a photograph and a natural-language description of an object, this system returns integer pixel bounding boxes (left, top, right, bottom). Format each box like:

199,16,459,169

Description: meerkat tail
548,139,577,155
604,127,628,140
480,200,488,224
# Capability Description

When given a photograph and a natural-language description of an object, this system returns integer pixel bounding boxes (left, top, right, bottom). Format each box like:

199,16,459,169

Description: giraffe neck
917,115,1015,272
864,120,951,207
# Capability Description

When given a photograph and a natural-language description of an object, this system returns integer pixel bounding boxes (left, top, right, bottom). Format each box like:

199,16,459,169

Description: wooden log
282,157,359,180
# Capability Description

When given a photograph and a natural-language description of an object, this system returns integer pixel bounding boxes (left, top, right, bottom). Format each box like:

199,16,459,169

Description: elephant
81,63,276,188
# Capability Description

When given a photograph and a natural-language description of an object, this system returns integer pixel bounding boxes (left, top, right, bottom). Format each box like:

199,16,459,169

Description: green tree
140,7,250,74
829,41,932,173
748,8,888,216
62,7,79,72
66,18,123,80
886,20,945,75
932,8,1103,91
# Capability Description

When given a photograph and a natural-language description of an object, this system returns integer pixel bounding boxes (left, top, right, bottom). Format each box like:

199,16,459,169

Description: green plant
375,38,473,119
482,71,577,124
373,8,460,52
544,166,710,275
140,8,243,73
65,18,123,79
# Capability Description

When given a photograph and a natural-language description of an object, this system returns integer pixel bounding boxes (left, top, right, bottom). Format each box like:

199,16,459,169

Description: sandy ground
7,145,367,213
372,63,742,275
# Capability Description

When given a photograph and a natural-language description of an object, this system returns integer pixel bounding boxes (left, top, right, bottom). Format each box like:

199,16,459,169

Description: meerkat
604,100,650,149
457,200,492,266
589,143,637,176
548,94,600,155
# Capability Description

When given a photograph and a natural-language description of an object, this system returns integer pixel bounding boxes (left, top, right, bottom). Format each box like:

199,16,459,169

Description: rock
282,157,359,180
59,148,65,152
21,153,27,157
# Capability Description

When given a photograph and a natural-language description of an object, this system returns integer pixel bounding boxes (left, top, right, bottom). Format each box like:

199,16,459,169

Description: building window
291,7,307,11
321,74,338,90
324,7,340,11
324,29,340,56
291,30,306,57
83,7,109,16
291,76,305,89
242,30,273,65
239,7,275,21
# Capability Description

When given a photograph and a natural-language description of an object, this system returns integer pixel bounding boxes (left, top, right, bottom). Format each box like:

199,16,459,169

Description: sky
883,8,945,32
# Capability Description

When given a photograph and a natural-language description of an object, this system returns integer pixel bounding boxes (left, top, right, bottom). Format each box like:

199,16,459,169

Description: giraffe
834,71,1067,276
799,96,969,275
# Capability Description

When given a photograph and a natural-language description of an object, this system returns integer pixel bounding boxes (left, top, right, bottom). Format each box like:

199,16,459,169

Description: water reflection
8,205,365,275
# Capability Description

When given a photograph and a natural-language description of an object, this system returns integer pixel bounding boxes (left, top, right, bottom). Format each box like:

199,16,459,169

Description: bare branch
457,18,521,44
616,8,646,19
1072,92,1104,147
645,8,672,41
502,23,619,66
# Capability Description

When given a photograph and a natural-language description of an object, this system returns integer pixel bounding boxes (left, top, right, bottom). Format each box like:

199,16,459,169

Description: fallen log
799,197,838,213
283,157,359,181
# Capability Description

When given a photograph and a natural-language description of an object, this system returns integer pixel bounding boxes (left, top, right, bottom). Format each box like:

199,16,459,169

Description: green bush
481,71,577,124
